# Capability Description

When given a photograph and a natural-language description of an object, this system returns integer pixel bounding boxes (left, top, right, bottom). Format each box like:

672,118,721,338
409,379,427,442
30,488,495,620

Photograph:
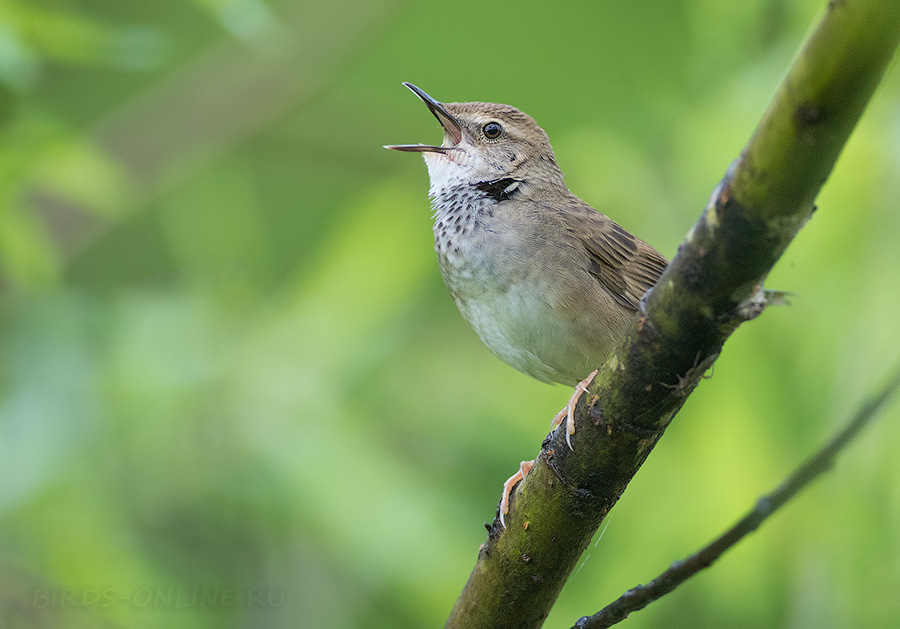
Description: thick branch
445,2,900,628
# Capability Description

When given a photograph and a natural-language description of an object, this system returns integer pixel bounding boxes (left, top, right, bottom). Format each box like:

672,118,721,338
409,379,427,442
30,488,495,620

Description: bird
385,83,668,527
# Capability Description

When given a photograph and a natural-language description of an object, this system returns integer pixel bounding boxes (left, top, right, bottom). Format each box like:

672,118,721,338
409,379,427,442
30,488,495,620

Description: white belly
452,279,623,388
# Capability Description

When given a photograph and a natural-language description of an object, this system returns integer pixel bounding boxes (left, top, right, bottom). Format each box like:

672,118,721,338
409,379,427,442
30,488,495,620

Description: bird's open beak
384,82,463,153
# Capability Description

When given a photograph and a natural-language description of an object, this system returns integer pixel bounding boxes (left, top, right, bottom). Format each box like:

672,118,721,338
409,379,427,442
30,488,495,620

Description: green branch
445,1,900,627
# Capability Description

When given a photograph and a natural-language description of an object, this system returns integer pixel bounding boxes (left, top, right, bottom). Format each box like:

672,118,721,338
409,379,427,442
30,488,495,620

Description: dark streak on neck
476,178,517,202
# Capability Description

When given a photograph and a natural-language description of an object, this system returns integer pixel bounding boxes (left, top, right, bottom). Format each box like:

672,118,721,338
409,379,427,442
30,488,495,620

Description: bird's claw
552,369,598,451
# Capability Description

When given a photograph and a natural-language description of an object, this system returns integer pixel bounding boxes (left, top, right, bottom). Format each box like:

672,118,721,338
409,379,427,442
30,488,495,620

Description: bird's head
386,83,566,200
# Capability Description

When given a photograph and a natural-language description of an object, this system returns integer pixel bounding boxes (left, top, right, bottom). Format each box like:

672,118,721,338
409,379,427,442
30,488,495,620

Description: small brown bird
386,83,668,526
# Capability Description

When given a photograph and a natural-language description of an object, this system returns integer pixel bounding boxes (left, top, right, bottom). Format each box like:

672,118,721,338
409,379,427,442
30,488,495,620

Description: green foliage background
1,0,899,627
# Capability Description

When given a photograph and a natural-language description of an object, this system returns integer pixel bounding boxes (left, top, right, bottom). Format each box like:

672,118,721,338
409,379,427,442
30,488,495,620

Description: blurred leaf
5,2,166,69
188,0,279,40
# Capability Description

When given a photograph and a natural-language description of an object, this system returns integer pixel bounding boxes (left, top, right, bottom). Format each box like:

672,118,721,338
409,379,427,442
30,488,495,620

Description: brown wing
579,214,668,311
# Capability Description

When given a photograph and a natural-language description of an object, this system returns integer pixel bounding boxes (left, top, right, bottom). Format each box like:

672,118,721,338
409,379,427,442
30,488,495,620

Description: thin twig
575,363,900,629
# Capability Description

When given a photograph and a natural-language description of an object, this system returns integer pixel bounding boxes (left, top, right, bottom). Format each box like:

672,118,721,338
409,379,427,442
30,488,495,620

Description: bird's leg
500,459,534,528
552,369,598,451
500,370,599,527
499,370,599,527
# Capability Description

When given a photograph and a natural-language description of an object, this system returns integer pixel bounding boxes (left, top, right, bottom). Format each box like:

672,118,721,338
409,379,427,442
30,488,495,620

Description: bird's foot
552,369,598,451
499,459,534,528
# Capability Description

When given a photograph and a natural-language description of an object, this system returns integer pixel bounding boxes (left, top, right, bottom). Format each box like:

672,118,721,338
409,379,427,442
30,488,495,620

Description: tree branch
574,362,900,628
445,2,900,627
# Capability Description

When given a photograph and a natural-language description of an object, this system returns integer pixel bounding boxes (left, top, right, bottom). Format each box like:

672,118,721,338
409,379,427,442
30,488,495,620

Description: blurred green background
1,0,899,627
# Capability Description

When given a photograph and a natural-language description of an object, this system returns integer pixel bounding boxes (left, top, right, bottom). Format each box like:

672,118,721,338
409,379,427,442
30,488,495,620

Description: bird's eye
482,122,502,139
